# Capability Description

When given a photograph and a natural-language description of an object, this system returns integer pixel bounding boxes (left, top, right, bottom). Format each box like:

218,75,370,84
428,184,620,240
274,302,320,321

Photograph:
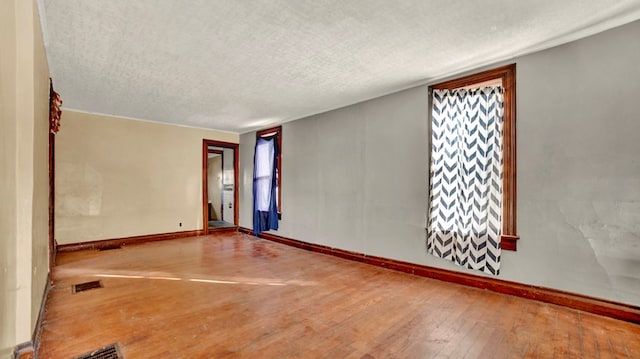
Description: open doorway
207,149,224,225
202,139,239,233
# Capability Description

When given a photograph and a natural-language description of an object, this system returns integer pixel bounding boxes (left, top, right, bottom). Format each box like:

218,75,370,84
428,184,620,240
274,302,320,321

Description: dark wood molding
48,132,56,270
239,227,640,324
32,273,51,356
202,141,208,233
13,342,34,359
57,230,204,252
500,234,519,251
431,64,518,250
207,226,238,233
234,144,239,229
202,139,240,235
207,149,224,221
256,126,282,215
432,64,515,90
48,78,60,270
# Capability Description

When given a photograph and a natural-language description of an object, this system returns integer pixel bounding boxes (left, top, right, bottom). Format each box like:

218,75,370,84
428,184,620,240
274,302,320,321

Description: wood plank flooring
38,232,640,358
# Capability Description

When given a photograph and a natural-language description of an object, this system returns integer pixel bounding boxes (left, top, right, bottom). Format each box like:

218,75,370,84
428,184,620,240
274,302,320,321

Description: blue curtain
253,136,279,236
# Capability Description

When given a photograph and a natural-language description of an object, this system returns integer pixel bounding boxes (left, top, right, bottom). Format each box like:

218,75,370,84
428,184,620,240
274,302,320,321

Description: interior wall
15,0,37,342
514,19,640,304
207,156,222,220
0,0,50,354
0,0,18,355
239,133,255,229
222,148,235,222
30,0,50,335
240,19,640,306
55,110,238,244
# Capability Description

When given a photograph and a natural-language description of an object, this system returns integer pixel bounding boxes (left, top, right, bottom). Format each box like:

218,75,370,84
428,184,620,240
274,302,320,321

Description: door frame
202,139,239,234
207,149,223,222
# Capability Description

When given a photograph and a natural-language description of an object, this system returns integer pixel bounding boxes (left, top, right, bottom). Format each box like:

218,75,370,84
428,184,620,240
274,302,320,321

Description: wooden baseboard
207,226,239,234
32,273,51,356
238,227,640,324
57,229,205,252
13,342,34,359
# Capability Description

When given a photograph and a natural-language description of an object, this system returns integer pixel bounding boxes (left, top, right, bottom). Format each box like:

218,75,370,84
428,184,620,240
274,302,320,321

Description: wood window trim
431,64,519,251
256,126,282,216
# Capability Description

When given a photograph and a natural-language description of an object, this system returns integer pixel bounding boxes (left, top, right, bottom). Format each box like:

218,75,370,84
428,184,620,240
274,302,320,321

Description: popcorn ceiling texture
41,0,640,132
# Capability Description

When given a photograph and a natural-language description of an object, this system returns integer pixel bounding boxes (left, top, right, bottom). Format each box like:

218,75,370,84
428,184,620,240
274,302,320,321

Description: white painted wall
240,20,640,306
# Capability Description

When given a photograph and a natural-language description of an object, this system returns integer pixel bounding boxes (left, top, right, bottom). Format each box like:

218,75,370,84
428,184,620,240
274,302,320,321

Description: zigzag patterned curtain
427,86,504,275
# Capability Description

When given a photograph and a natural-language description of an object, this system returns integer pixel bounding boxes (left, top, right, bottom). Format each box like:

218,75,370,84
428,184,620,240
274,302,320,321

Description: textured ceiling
39,0,640,133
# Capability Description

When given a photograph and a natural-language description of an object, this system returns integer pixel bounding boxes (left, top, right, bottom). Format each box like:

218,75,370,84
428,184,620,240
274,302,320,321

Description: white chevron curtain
427,86,504,275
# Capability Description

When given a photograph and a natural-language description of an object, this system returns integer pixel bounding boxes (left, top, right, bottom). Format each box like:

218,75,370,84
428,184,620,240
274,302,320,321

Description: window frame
256,126,282,216
430,64,518,250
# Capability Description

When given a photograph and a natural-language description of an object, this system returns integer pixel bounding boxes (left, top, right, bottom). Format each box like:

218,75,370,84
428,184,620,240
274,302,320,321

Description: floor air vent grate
74,343,122,359
98,245,121,251
72,280,103,294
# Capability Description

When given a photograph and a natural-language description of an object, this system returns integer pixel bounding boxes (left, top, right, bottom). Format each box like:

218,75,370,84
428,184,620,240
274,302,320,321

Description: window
427,64,517,275
256,126,282,215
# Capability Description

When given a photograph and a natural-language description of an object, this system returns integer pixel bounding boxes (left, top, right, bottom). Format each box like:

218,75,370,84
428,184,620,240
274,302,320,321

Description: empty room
2,0,640,358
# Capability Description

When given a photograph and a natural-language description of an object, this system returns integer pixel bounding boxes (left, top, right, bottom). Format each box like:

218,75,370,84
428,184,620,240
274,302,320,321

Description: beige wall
0,0,51,355
0,0,18,355
30,0,51,335
55,111,239,244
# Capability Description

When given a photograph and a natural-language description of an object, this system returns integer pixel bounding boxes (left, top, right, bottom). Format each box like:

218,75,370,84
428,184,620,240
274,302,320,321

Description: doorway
202,139,239,233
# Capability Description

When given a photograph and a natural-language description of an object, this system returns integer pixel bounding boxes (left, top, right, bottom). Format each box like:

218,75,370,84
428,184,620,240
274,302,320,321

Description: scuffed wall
514,19,640,303
55,111,239,244
30,0,51,335
0,0,51,353
15,0,51,345
240,20,640,306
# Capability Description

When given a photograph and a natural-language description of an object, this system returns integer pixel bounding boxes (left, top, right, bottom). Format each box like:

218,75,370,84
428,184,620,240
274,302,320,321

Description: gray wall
240,20,640,306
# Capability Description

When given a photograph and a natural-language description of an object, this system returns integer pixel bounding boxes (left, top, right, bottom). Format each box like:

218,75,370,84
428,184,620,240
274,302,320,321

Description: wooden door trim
49,132,56,269
202,139,239,234
206,149,224,221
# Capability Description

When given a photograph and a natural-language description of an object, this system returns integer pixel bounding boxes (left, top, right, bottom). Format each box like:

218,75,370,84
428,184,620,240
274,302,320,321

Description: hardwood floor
39,232,640,358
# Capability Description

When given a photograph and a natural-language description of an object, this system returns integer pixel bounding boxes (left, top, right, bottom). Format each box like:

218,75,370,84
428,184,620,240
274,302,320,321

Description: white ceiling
39,0,640,133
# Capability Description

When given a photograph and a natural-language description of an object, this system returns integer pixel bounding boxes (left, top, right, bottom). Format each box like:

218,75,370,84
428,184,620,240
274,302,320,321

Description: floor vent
72,280,103,294
98,245,121,251
74,343,122,359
